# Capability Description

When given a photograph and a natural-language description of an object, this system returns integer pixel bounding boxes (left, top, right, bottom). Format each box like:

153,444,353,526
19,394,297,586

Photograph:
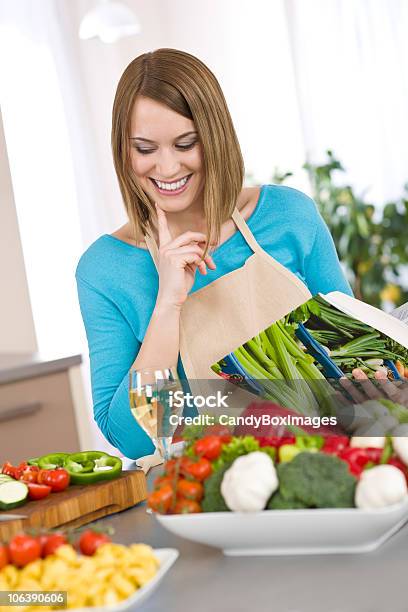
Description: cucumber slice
0,480,28,510
0,475,14,482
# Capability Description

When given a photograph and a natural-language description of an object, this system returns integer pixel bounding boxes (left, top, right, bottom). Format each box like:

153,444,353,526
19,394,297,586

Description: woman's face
129,96,204,214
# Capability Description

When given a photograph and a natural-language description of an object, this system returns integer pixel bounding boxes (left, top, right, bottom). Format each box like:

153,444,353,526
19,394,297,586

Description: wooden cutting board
0,470,147,540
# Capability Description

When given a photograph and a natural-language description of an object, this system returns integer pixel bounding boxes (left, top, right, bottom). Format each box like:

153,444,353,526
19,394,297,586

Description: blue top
75,185,353,459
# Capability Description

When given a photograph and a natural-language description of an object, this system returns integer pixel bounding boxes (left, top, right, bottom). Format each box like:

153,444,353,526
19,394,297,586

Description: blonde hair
111,48,244,248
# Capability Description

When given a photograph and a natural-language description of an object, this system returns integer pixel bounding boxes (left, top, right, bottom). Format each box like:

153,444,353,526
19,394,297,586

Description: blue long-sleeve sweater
76,185,353,459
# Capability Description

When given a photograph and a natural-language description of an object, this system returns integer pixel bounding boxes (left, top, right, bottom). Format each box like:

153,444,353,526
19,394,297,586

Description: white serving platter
72,548,178,611
156,500,408,556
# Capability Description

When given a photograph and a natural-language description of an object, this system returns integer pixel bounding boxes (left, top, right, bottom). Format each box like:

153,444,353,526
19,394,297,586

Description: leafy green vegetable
295,435,324,451
201,461,233,512
212,436,260,472
268,452,356,509
288,298,322,324
260,446,277,462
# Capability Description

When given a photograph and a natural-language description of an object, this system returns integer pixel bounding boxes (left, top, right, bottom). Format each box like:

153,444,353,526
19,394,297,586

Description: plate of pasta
72,547,179,611
0,536,179,610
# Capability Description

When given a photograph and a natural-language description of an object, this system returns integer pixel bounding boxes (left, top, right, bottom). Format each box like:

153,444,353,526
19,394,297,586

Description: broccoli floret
201,461,233,512
273,452,356,508
267,492,308,509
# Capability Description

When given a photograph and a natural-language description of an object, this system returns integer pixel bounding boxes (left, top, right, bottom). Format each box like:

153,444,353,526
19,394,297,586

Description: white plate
156,500,408,556
72,548,178,611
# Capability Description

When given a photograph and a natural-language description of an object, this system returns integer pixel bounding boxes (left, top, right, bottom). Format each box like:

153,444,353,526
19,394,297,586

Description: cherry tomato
172,498,201,514
176,479,203,501
8,534,41,567
153,475,175,490
25,482,52,500
78,530,111,556
181,457,212,482
147,484,174,514
41,533,68,557
19,469,38,483
194,435,223,460
163,459,179,476
0,544,9,569
37,469,70,492
2,462,18,478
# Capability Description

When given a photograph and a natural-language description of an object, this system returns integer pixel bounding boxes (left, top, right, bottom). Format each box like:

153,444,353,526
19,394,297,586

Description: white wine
129,369,184,460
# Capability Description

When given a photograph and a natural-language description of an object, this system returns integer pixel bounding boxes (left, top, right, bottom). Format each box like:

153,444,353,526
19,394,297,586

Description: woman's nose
155,149,181,178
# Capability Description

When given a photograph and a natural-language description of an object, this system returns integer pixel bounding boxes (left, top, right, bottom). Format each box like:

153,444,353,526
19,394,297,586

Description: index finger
155,203,172,247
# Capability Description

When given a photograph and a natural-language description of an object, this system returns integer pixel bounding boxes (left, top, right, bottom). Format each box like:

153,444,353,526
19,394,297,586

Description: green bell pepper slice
295,435,324,451
63,451,122,485
37,452,69,470
27,457,41,466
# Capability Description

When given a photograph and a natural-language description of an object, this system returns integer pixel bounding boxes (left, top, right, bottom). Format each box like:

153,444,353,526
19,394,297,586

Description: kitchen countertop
0,352,82,384
99,465,408,612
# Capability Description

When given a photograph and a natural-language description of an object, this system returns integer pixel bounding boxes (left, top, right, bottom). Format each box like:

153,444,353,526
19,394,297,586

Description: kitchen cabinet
0,353,83,463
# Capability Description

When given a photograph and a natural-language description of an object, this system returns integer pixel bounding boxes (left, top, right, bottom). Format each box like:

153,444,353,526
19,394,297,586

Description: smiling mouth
150,174,192,192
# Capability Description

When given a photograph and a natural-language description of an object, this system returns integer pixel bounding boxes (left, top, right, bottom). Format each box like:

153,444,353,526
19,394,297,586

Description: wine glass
129,367,184,460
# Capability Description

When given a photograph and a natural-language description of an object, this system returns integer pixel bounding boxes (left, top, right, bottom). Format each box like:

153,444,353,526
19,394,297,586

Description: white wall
0,107,37,353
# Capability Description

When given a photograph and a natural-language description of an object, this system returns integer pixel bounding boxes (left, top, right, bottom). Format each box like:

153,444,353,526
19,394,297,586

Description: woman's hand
339,368,408,406
155,203,216,309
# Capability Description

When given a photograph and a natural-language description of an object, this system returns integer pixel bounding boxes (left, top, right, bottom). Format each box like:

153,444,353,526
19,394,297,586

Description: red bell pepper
339,447,383,477
321,436,350,455
259,435,296,448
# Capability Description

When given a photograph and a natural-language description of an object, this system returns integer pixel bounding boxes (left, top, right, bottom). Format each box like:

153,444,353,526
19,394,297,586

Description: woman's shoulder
261,184,317,212
256,184,320,228
75,230,147,290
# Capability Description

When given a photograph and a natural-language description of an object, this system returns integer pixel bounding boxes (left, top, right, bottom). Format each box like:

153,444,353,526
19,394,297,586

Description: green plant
272,151,408,308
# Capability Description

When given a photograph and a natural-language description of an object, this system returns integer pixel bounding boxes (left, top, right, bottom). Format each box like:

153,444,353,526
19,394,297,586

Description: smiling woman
75,48,352,460
129,98,204,208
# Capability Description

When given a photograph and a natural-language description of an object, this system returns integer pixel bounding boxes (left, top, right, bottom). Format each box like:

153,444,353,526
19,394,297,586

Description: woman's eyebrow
129,131,198,142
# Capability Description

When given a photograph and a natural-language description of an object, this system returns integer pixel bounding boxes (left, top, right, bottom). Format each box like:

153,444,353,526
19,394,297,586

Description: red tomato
181,456,212,482
176,479,203,501
194,435,222,460
153,475,175,490
8,534,41,567
147,484,175,514
163,459,179,476
19,469,38,483
37,469,70,492
41,533,68,557
13,463,29,479
0,544,9,569
78,530,111,556
26,482,52,500
172,498,201,514
2,462,18,478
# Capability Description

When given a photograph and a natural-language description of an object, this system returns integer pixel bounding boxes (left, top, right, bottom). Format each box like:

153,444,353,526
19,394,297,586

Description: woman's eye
176,142,197,150
133,141,197,154
135,147,155,155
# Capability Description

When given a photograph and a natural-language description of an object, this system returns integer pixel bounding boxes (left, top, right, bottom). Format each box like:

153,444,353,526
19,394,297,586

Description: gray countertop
99,466,408,612
0,352,82,384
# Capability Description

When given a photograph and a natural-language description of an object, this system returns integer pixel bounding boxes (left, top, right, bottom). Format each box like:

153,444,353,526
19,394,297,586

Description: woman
76,48,352,459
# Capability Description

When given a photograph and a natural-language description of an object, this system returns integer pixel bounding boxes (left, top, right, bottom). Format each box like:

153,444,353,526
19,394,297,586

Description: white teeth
154,175,189,191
